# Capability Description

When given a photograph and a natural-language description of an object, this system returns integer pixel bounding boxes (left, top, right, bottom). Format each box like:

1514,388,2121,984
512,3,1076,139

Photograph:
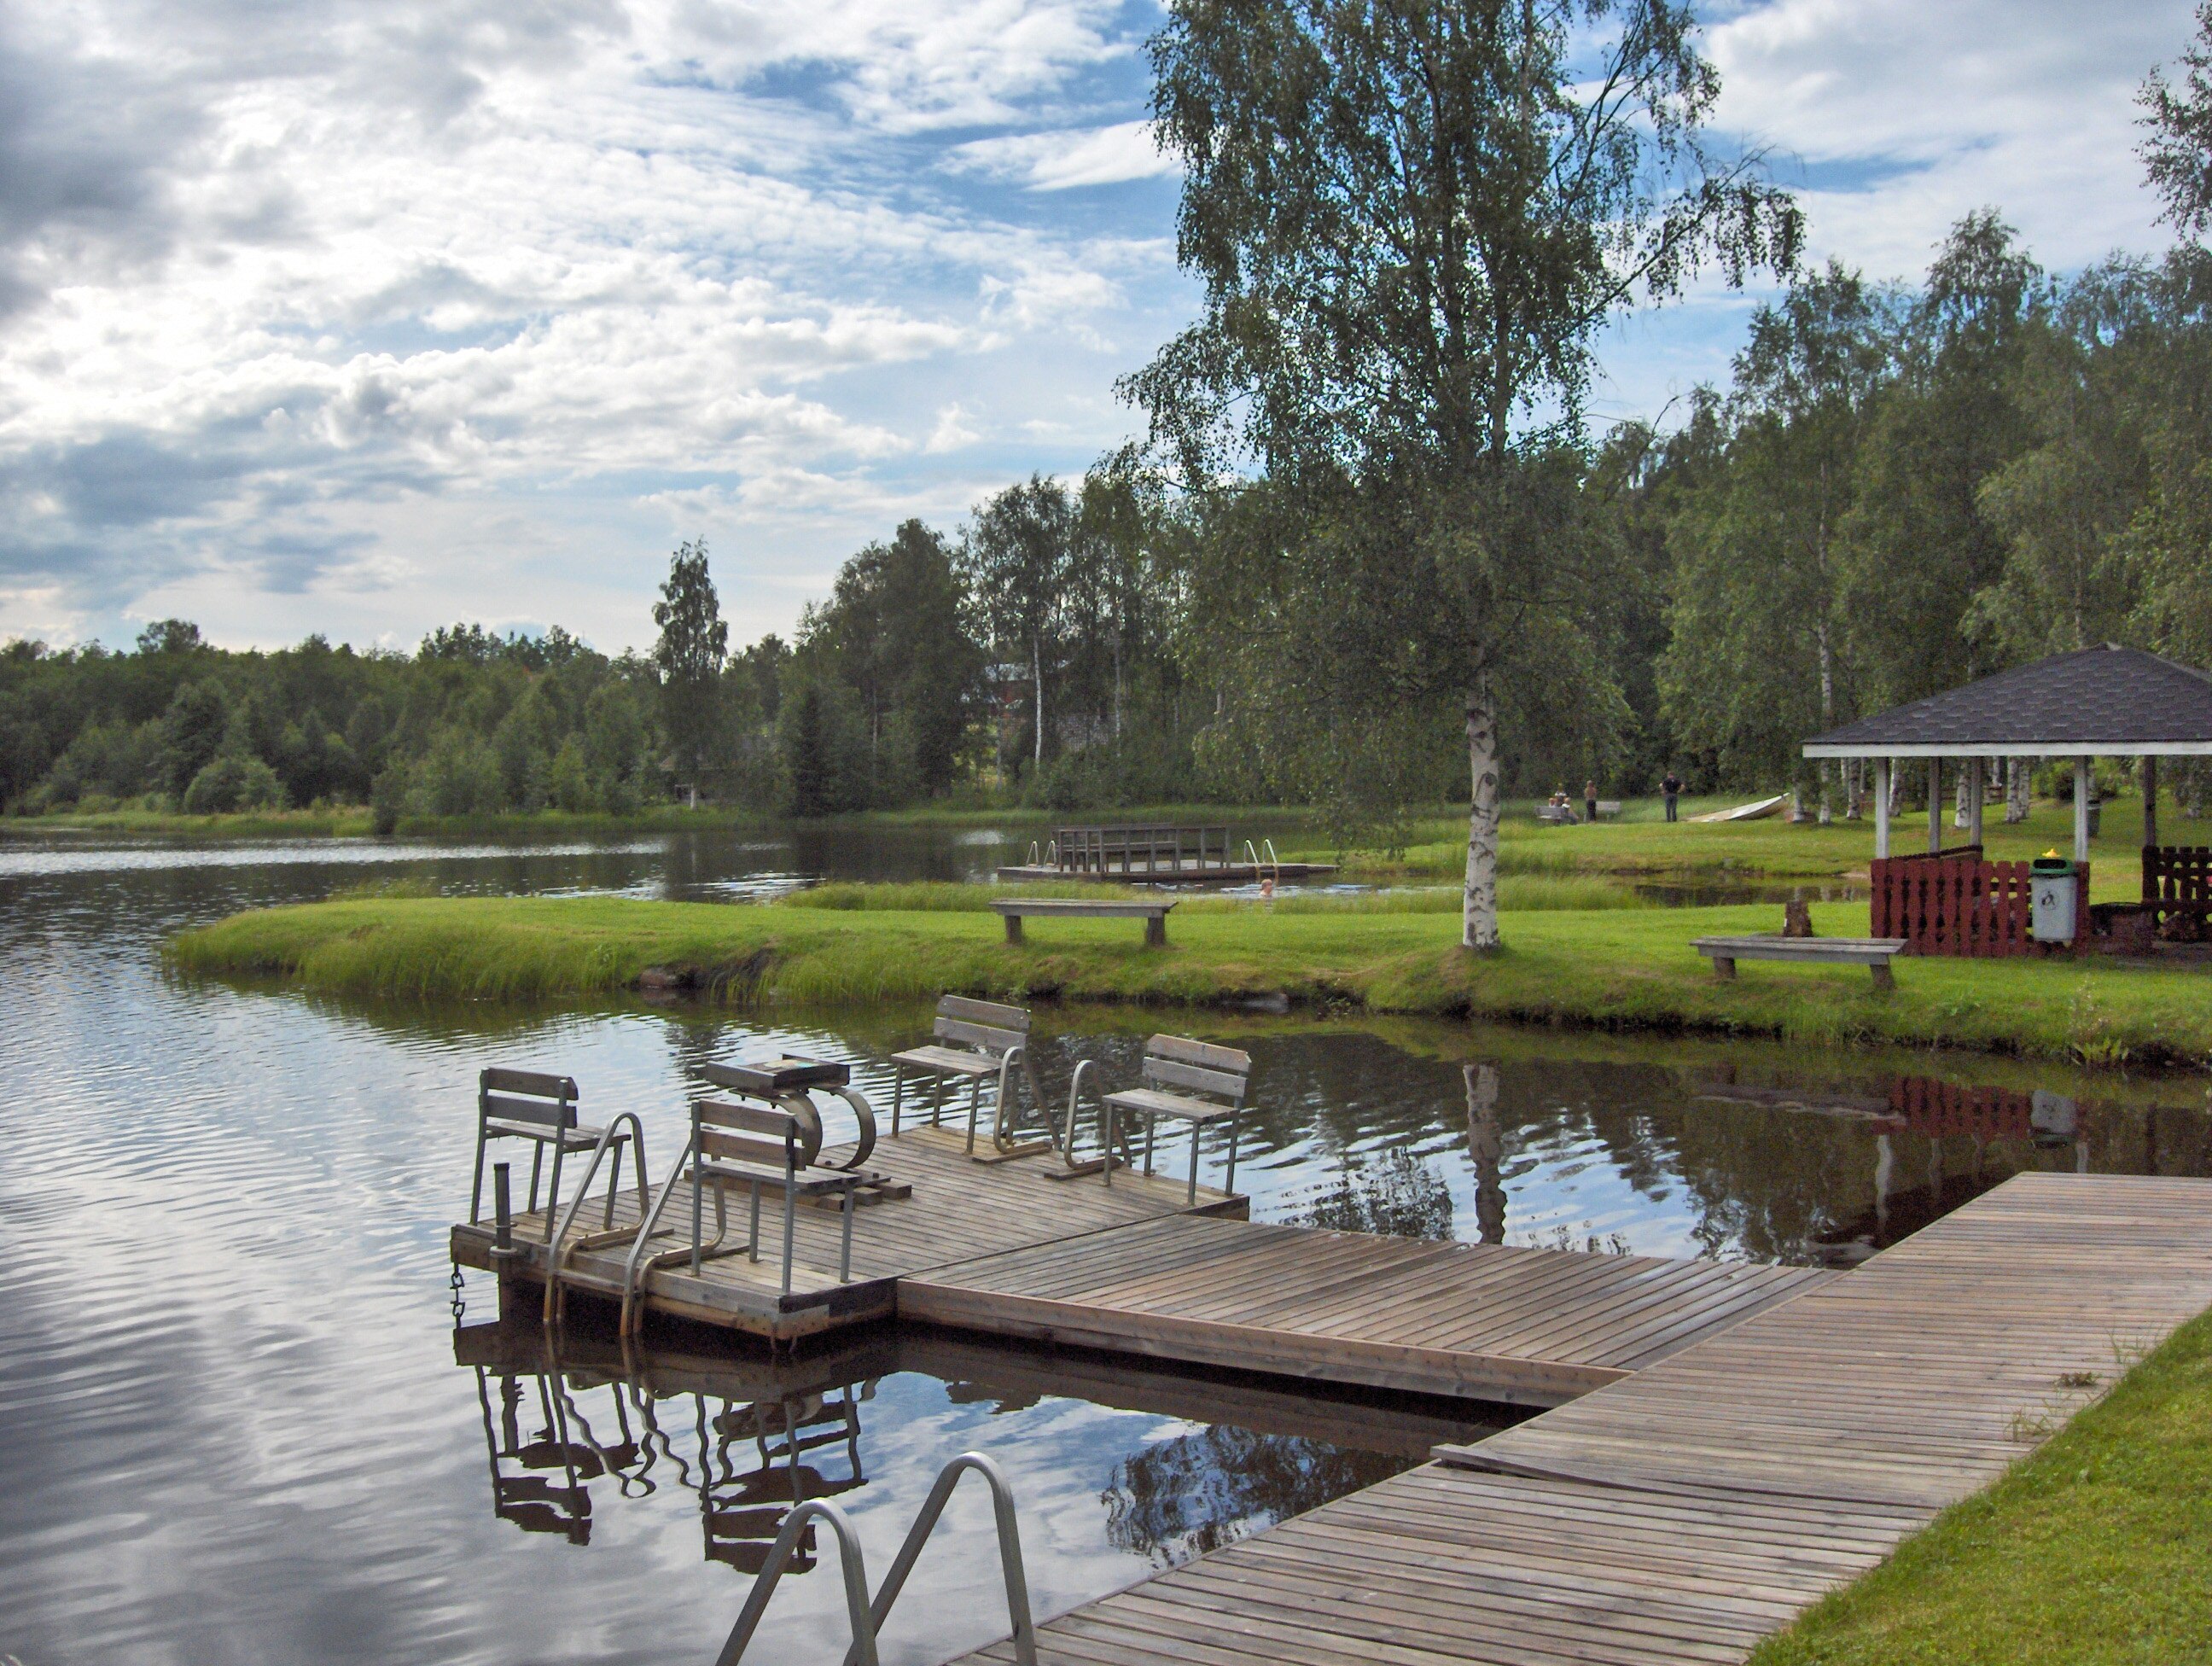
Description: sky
0,0,2200,656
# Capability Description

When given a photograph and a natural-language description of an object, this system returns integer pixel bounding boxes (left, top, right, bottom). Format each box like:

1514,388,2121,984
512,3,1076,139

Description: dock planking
451,1123,1245,1342
946,1173,2212,1666
900,1212,1831,1405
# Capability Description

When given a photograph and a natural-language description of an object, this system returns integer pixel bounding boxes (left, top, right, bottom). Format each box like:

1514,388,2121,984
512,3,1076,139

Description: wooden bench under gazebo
1803,644,2212,955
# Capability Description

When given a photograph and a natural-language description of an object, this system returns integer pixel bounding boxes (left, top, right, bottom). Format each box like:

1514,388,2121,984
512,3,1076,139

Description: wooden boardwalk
901,1213,1830,1405
451,1124,1243,1342
948,1173,2212,1666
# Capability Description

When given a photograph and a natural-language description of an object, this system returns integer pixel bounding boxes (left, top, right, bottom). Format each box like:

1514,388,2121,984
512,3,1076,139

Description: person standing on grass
1662,769,1683,823
1584,779,1599,826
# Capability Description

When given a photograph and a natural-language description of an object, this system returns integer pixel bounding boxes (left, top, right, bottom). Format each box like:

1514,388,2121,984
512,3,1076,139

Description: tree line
9,2,2212,941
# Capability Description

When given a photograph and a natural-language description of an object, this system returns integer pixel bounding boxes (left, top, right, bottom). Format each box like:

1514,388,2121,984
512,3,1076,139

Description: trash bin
2031,853,2078,943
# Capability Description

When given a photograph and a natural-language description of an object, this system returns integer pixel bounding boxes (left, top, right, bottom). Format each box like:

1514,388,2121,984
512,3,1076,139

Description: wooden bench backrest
480,1066,579,1130
934,994,1029,1056
694,1097,824,1171
1141,1034,1251,1104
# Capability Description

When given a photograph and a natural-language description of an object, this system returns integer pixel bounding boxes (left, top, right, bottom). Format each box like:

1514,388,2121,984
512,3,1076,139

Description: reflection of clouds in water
0,837,670,877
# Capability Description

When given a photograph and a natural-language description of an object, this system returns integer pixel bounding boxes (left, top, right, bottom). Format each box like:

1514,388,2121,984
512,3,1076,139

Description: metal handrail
543,1110,650,1324
711,1453,1037,1666
713,1499,879,1666
847,1453,1036,1666
1057,1058,1128,1178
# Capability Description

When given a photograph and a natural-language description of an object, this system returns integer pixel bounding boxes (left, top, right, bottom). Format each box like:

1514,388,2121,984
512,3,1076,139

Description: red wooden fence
1870,848,2034,957
2144,845,2212,934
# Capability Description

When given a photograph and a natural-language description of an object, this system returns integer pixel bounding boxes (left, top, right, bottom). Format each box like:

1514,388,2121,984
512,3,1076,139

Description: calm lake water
2,824,2206,1665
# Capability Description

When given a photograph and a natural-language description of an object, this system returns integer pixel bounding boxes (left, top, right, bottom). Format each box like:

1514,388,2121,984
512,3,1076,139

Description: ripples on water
0,825,2205,1664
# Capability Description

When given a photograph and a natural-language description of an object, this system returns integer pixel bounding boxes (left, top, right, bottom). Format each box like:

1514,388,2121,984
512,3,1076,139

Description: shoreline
167,892,2212,1071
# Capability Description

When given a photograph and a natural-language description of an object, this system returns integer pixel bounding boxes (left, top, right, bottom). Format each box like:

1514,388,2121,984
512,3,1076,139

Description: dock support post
492,1163,514,1258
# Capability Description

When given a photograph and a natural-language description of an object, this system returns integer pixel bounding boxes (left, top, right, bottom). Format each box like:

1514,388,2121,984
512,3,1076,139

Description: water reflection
4,828,2211,1664
454,1312,1491,1603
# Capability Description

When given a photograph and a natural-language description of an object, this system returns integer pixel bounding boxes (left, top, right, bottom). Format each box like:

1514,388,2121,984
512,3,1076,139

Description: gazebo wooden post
1966,757,1983,847
2144,754,2160,908
1928,760,1942,855
1874,758,1891,859
2074,758,2092,864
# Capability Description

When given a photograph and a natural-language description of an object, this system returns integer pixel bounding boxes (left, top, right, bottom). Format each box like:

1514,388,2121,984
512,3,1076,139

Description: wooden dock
451,1124,1244,1342
992,862,1338,887
902,1213,1831,1406
948,1173,2212,1666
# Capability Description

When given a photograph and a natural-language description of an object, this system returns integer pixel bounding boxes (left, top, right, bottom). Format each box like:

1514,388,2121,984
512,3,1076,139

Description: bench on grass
1692,935,1910,990
992,896,1177,947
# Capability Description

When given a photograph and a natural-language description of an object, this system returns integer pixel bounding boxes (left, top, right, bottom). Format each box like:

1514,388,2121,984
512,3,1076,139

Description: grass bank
168,890,2212,1068
1749,1307,2212,1666
1323,795,2197,897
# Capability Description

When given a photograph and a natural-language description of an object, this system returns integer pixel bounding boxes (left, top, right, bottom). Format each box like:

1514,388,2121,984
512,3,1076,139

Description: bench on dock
470,1066,638,1242
992,895,1176,946
888,996,1049,1161
1693,935,1910,989
1103,1034,1252,1204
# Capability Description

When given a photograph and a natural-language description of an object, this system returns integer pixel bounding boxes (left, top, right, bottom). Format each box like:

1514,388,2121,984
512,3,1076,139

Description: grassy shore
1749,1307,2212,1666
169,888,2212,1067
1325,795,2189,898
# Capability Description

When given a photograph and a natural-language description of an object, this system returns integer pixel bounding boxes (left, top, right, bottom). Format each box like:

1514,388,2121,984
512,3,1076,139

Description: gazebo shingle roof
1803,645,2212,757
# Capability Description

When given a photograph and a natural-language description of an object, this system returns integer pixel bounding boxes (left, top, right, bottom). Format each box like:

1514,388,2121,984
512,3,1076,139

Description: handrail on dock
542,1110,651,1325
713,1452,1037,1666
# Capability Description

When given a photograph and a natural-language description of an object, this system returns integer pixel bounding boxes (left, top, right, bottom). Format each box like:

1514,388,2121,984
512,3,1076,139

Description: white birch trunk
2005,756,2030,823
1031,634,1045,769
1464,670,1501,951
1954,766,1972,829
1814,620,1835,824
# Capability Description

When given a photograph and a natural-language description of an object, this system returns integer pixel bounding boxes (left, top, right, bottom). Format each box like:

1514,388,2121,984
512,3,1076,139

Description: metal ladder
713,1452,1037,1666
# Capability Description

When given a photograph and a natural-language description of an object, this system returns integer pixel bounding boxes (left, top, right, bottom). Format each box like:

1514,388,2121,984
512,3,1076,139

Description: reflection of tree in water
1295,1146,1453,1240
1100,1425,1405,1566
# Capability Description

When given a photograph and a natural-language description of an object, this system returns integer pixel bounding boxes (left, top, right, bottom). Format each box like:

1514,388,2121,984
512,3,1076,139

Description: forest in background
11,16,2212,835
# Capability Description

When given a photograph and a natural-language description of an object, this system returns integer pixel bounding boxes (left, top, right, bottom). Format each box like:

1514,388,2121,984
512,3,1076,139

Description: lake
1,824,2203,1664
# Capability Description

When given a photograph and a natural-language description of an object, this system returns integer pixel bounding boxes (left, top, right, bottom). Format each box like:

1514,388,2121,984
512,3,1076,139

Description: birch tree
1130,0,1798,948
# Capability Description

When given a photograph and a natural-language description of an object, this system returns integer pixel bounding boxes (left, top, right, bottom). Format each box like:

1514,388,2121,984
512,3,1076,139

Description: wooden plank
938,1173,2212,1666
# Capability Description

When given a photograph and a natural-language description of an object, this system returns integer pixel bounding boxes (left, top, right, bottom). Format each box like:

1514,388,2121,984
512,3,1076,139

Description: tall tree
652,539,727,808
1837,213,2043,706
1132,0,1798,947
1660,263,1895,811
2141,3,2212,240
965,477,1074,772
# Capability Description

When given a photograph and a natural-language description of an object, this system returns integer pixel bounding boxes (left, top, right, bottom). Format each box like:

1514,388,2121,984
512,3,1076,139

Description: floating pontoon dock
993,823,1337,886
946,1172,2212,1666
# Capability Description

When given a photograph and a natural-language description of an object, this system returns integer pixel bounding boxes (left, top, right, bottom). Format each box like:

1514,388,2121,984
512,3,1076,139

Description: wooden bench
888,996,1049,1161
1692,935,1910,990
470,1066,639,1243
1103,1034,1252,1204
992,896,1176,947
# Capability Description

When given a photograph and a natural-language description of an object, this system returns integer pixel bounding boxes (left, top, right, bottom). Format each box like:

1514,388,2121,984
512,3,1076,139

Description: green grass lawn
1750,1307,2212,1666
168,887,2212,1067
1326,793,2190,895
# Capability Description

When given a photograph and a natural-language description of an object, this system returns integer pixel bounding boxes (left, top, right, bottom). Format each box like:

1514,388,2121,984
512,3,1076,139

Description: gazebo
1802,644,2212,953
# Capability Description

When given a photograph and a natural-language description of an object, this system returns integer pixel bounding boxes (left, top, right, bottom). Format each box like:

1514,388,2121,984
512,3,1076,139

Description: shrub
182,753,284,814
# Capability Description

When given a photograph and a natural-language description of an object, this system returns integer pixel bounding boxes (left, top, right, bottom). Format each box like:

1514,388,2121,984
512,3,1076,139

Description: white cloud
948,119,1176,190
1707,0,2195,275
2,0,2202,650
